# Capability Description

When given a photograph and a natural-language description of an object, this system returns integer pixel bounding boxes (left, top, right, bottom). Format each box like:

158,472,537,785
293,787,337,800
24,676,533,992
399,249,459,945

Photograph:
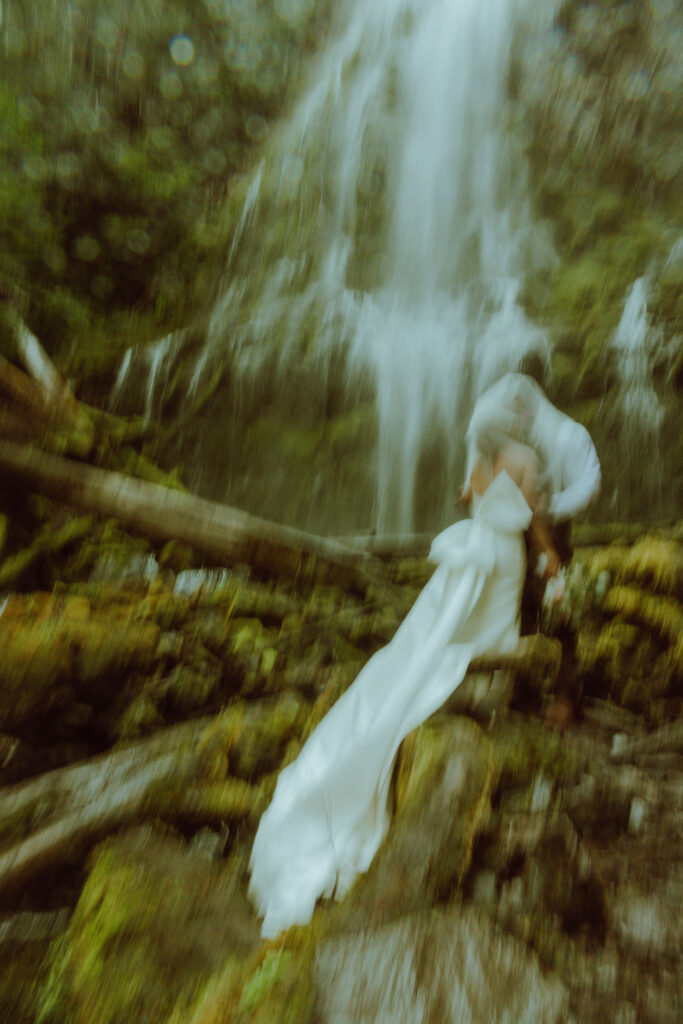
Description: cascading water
612,277,663,427
609,277,665,517
198,0,559,532
114,0,558,532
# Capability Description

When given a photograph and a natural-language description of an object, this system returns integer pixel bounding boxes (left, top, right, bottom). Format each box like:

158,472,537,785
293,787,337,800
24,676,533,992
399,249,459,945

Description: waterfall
197,0,558,531
612,277,663,428
610,277,664,515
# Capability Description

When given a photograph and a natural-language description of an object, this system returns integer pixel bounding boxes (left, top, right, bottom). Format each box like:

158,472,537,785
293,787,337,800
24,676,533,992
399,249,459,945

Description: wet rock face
514,1,683,523
315,905,569,1024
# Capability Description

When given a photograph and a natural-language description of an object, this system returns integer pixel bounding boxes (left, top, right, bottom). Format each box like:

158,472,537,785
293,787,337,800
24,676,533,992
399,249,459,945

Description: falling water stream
193,0,560,532
610,277,665,518
110,0,561,532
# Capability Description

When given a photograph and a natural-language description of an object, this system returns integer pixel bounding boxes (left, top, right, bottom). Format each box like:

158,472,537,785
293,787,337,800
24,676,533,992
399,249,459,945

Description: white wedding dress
248,470,532,938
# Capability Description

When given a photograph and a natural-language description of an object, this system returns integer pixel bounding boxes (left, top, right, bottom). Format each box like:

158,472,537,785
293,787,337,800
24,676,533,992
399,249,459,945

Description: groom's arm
528,514,561,578
549,422,601,521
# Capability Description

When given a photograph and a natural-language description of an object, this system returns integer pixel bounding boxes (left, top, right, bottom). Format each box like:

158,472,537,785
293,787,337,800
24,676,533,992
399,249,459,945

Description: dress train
248,471,532,938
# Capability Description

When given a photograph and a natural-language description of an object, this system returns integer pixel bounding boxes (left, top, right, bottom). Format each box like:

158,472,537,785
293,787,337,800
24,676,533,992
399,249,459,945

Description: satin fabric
248,470,532,938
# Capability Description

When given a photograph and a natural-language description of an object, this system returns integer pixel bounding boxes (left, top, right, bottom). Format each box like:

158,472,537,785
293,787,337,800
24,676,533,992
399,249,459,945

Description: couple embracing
249,372,601,939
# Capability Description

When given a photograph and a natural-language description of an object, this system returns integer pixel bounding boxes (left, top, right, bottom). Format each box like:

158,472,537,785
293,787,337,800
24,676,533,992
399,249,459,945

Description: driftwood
0,713,270,896
0,313,93,455
0,439,384,585
8,311,74,403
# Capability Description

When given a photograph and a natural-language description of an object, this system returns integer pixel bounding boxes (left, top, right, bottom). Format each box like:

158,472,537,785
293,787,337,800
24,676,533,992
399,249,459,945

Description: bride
248,402,560,938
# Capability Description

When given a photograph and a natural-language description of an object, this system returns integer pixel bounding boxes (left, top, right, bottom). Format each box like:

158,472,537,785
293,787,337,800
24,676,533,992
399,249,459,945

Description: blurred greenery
0,0,330,376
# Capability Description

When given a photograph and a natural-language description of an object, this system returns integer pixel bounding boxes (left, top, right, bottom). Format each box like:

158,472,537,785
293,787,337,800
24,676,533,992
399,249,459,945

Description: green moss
582,536,683,599
604,585,683,645
134,591,190,632
159,540,197,574
0,515,93,589
196,693,309,783
115,693,164,740
169,928,317,1024
0,618,74,729
76,618,160,689
488,715,579,790
38,828,260,1024
114,446,187,491
655,259,683,331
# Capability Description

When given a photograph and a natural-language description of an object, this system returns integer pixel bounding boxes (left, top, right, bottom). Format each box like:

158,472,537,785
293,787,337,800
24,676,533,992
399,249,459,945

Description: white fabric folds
248,471,532,938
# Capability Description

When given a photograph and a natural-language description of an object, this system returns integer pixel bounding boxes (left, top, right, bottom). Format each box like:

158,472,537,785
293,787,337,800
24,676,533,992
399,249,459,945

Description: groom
468,373,601,556
469,373,601,717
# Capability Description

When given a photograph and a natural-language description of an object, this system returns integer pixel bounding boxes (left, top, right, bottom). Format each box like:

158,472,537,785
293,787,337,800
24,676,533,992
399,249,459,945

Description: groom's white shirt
544,418,601,522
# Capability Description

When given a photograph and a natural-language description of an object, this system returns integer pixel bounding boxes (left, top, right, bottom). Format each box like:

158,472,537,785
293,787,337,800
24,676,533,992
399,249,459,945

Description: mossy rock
166,928,317,1024
0,617,75,729
152,657,223,718
0,592,162,723
158,540,197,574
133,590,190,632
655,259,683,329
197,693,309,783
488,715,580,791
114,692,164,741
0,515,93,590
75,617,161,701
37,827,260,1024
577,619,649,690
603,585,683,646
582,536,683,599
327,716,495,932
0,938,54,1024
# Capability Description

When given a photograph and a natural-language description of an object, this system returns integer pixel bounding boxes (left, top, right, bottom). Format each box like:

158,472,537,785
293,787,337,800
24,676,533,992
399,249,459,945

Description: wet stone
315,905,569,1024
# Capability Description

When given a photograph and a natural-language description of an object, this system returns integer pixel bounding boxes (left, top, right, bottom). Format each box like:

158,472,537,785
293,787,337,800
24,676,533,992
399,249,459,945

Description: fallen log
0,750,194,894
334,532,435,558
0,439,384,586
0,701,286,896
0,348,93,456
467,633,562,682
0,715,215,828
7,311,73,403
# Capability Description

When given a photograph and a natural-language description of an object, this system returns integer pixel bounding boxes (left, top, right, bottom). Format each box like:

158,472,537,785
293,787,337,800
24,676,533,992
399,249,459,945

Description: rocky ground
0,463,680,1022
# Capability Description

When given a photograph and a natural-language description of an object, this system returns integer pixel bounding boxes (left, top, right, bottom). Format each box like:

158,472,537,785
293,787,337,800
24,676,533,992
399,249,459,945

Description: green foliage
0,0,332,377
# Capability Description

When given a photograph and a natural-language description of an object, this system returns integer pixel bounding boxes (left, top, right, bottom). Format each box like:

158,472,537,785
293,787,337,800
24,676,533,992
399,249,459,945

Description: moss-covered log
0,690,309,894
0,439,385,587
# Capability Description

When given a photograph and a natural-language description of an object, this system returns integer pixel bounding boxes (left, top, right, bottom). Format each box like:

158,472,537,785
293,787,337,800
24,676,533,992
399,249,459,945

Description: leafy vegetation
0,0,331,375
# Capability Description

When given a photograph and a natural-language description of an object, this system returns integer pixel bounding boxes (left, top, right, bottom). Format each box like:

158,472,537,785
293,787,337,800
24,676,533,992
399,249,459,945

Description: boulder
315,905,569,1024
329,716,495,931
38,826,260,1024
